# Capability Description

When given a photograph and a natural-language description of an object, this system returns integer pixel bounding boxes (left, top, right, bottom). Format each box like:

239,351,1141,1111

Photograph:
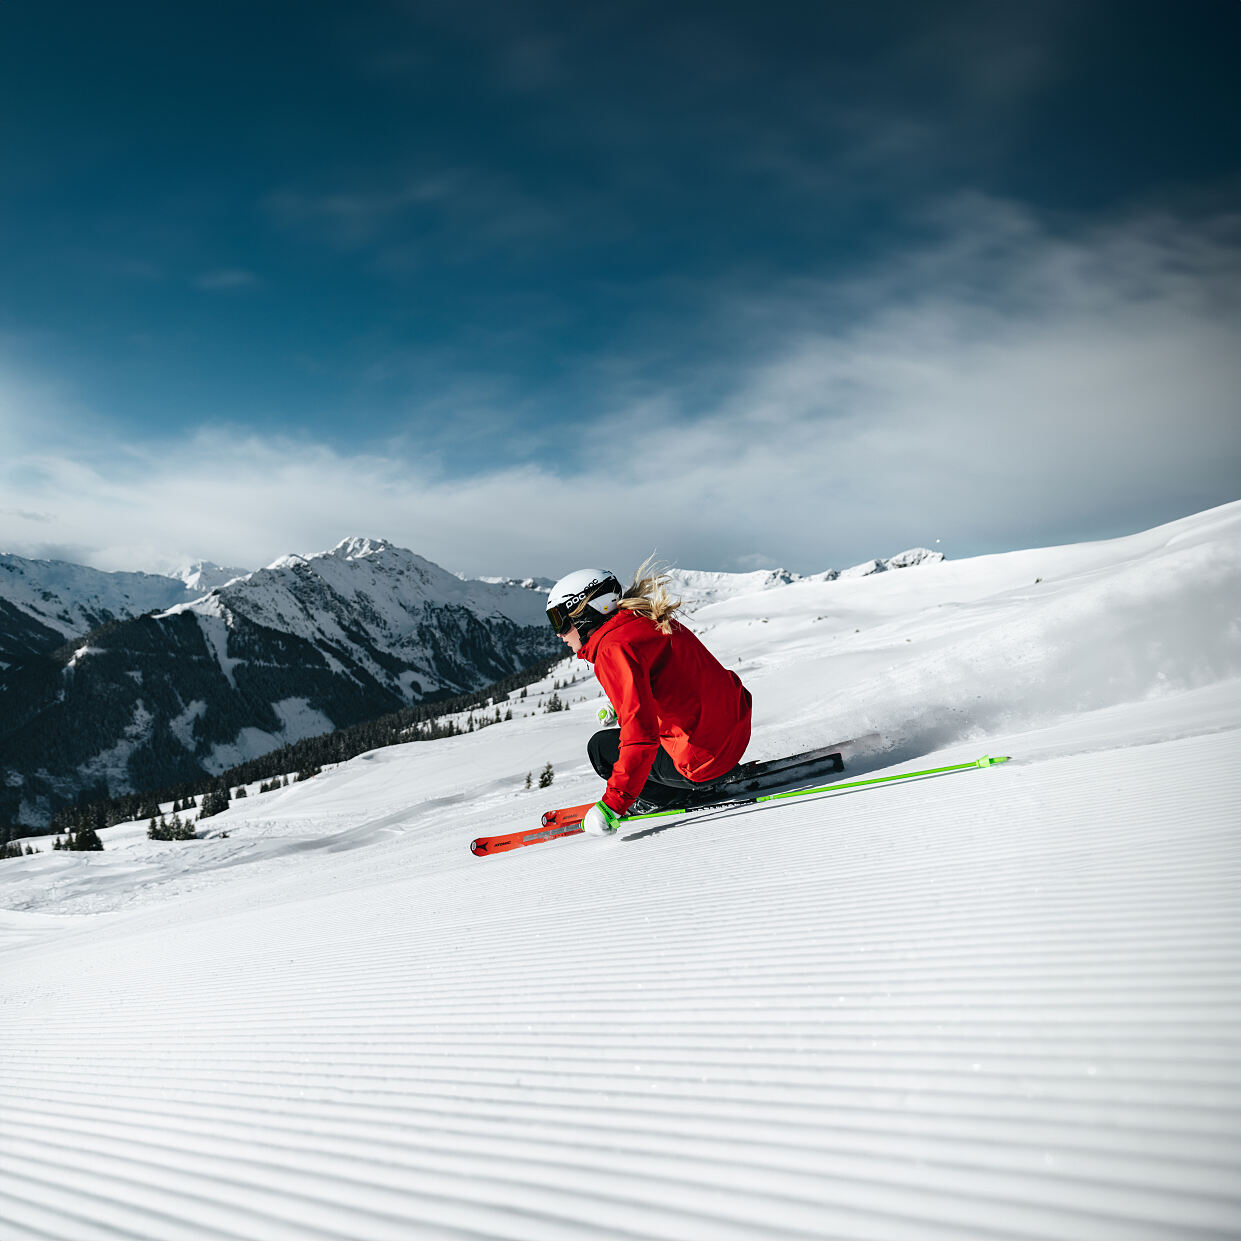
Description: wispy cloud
2,199,1238,577
265,175,464,248
0,508,52,523
194,268,260,291
264,166,582,263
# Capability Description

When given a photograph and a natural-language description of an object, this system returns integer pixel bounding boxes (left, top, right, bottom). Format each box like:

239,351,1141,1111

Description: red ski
470,820,585,856
470,801,599,855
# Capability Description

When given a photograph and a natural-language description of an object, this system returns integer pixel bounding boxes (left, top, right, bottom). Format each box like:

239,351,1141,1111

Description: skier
545,560,753,835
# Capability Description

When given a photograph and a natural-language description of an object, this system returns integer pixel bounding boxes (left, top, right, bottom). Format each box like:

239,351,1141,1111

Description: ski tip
976,754,1012,767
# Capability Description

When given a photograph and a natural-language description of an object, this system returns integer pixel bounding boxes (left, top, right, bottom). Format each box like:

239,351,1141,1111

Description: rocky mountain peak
176,561,251,594
327,536,394,561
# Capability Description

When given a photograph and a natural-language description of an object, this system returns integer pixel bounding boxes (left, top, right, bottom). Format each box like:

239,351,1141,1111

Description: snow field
1,501,1240,1240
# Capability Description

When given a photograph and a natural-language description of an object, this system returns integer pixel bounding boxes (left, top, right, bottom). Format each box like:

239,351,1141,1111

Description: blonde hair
617,556,684,634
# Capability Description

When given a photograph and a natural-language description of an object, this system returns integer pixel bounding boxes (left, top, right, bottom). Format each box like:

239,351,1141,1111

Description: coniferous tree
66,824,103,851
199,787,230,819
149,812,195,842
538,762,554,789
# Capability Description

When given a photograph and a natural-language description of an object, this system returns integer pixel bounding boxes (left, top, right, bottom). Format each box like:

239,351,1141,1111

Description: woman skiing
545,560,752,835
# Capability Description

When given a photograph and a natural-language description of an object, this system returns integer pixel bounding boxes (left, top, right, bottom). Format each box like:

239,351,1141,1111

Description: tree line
1,651,569,849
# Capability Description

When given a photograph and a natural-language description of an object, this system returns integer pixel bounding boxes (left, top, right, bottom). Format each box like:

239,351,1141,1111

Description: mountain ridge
0,540,560,827
0,537,947,828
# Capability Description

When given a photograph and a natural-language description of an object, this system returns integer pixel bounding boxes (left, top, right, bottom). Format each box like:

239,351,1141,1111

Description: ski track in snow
2,504,1241,1241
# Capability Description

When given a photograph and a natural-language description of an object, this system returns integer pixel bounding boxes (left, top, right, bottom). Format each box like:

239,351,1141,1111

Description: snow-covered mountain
473,573,557,592
0,554,252,670
668,548,942,611
0,552,199,667
197,535,550,636
471,550,944,614
174,559,251,594
168,536,555,703
2,502,1238,1241
0,538,560,827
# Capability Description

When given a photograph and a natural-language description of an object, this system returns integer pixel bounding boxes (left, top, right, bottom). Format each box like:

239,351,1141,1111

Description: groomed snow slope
2,503,1240,1241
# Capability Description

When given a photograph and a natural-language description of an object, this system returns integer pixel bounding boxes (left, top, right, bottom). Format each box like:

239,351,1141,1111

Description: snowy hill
0,538,559,827
1,502,1238,1239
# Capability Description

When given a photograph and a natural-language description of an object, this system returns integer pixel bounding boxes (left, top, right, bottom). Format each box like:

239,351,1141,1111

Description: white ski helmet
546,568,623,638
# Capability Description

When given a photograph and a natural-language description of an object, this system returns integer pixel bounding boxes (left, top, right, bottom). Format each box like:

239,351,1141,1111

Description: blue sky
2,1,1239,579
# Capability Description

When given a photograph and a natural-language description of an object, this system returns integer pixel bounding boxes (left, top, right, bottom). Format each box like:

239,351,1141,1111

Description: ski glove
581,801,623,835
596,703,618,727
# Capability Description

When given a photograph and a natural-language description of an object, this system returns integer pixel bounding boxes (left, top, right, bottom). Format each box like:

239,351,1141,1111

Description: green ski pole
623,754,1011,822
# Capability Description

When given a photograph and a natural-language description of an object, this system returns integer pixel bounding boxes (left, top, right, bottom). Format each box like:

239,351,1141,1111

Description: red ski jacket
578,609,752,814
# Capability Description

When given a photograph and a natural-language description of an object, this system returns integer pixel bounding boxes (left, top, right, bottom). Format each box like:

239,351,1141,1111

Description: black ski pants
587,728,738,806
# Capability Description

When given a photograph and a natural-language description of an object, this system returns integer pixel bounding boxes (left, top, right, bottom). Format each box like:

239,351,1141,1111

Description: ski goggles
546,600,581,635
